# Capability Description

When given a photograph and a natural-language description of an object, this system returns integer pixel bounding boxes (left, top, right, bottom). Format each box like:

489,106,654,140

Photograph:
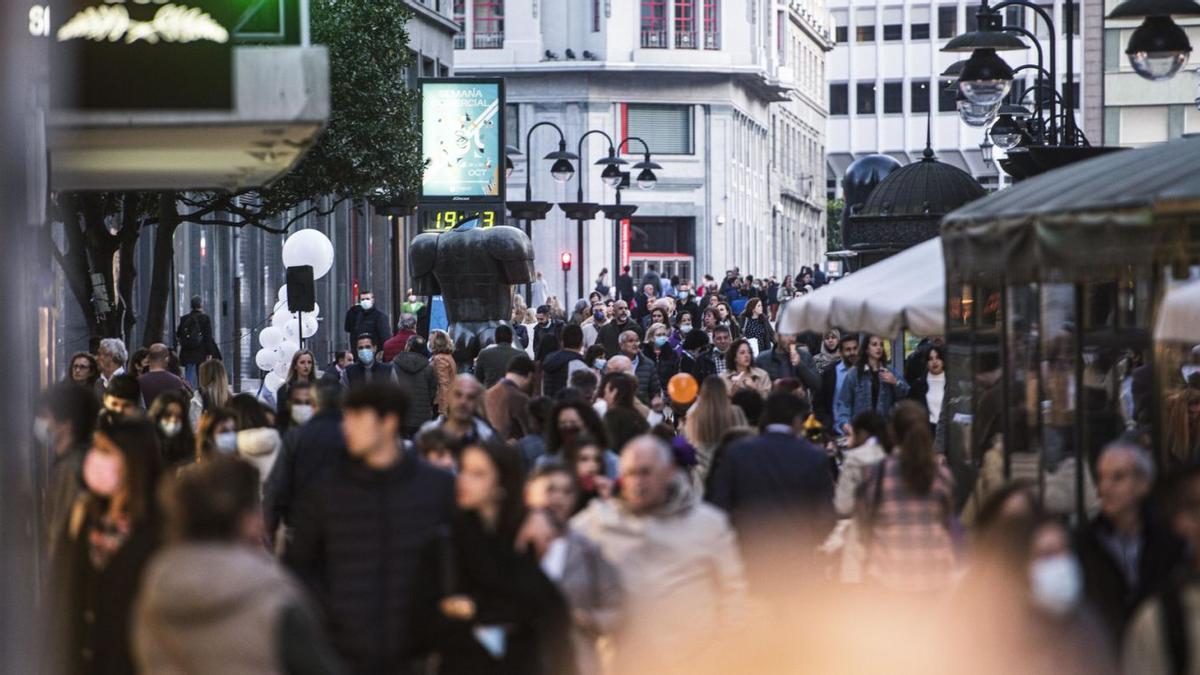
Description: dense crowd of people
33,270,1200,674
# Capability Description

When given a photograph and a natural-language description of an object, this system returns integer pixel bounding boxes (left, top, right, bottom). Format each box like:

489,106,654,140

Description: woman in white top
910,345,947,431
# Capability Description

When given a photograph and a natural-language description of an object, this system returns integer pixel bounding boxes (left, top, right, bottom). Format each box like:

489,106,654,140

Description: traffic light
561,251,572,271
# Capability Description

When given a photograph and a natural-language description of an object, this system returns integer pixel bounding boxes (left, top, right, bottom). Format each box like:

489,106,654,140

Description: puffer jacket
134,543,341,675
834,365,910,430
570,473,747,673
541,349,584,399
392,351,438,428
237,427,283,490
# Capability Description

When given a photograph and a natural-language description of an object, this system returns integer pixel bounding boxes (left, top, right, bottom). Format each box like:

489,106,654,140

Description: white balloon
259,326,285,349
264,371,284,392
278,339,300,363
283,319,299,340
277,285,288,302
300,314,319,339
272,358,289,379
273,308,293,328
281,229,335,280
310,302,321,318
254,347,278,371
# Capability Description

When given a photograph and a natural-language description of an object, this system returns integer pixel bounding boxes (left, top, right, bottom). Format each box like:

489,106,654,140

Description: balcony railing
473,32,504,49
675,31,698,48
453,34,465,49
641,30,668,48
704,31,721,49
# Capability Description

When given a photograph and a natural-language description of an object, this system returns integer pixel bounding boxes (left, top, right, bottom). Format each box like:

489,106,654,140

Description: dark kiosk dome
840,154,903,228
845,146,985,267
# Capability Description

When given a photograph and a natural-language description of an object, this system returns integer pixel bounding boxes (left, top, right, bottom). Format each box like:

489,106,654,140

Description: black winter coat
1074,510,1186,643
176,309,222,365
412,512,576,675
632,353,663,404
285,452,455,673
263,409,348,541
641,344,680,387
343,306,391,352
540,349,584,399
392,352,438,428
755,348,821,394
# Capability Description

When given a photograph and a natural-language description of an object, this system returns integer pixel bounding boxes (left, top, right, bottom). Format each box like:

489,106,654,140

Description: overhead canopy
778,237,944,337
942,135,1200,284
1156,279,1200,343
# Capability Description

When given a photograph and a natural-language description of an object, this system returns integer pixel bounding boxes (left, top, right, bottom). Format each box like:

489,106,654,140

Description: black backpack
178,314,204,351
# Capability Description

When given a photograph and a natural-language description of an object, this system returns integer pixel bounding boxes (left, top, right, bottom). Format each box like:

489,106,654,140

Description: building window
703,0,719,49
855,8,876,42
883,81,903,113
937,5,956,39
832,9,848,42
910,6,930,39
830,83,848,115
676,0,697,47
453,0,465,49
473,0,504,48
1065,80,1080,109
938,78,957,111
1035,3,1053,38
627,104,693,154
593,0,601,31
883,8,903,40
505,104,519,149
1005,6,1024,29
965,7,979,32
911,80,930,113
857,81,876,115
641,0,667,47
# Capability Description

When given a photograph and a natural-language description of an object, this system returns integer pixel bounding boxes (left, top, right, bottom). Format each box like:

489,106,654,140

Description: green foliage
252,0,423,215
826,197,844,250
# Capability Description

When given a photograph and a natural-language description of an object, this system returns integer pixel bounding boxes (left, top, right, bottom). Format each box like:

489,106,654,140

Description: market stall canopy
1156,279,1200,343
777,237,944,337
941,135,1200,284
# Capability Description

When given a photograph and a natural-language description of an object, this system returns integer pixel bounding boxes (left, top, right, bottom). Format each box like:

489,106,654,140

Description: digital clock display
418,204,504,232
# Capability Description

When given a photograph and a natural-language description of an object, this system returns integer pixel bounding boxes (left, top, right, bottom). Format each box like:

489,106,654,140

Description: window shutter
627,105,693,154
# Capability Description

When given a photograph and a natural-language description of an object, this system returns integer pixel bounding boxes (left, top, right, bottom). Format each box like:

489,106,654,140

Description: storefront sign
50,0,233,110
419,78,505,203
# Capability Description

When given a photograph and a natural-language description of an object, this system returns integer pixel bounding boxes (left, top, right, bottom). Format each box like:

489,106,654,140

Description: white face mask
407,295,417,303
1029,554,1082,615
360,299,374,311
291,404,314,425
159,419,182,438
215,431,239,454
34,417,52,446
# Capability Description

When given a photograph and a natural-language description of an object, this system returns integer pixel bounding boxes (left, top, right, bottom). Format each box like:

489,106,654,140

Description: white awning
1156,279,1200,343
778,237,944,336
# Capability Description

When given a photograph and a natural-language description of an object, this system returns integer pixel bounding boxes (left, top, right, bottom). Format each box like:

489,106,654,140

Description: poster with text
420,80,503,201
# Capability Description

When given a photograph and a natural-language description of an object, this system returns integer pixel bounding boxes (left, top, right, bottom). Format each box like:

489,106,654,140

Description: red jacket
382,329,416,362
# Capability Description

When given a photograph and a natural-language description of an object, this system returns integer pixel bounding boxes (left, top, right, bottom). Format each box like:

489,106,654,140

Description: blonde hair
643,322,669,345
684,375,748,448
197,360,230,410
429,329,454,355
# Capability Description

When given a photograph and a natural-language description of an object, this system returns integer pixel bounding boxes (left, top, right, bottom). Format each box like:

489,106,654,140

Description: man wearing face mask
581,302,608,349
675,283,701,326
1075,442,1186,644
279,381,314,434
343,290,390,352
341,334,398,388
104,374,144,417
532,305,562,356
598,301,644,358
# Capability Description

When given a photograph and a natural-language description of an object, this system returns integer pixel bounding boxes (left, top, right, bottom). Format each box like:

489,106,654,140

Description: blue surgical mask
654,335,669,348
593,358,607,371
357,348,375,365
215,431,238,454
360,299,374,310
680,324,693,334
594,309,605,322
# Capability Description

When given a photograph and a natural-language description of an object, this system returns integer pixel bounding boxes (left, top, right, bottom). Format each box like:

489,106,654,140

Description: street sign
419,78,505,203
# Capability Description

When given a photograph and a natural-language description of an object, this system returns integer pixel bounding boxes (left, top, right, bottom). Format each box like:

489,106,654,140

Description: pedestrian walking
148,389,195,470
755,332,821,394
619,329,662,405
908,345,947,432
342,290,390,352
835,334,909,435
275,349,319,421
102,374,143,418
541,324,586,399
49,414,163,675
228,394,284,491
484,355,535,442
382,313,419,362
137,343,190,409
420,374,498,446
392,337,439,438
683,375,748,492
341,333,399,388
176,296,222,388
189,359,232,430
721,338,771,398
429,329,458,414
66,351,100,389
739,298,774,353
473,324,526,389
134,457,344,674
195,407,239,462
95,338,129,395
36,382,100,560
600,373,651,455
597,301,643,358
531,271,550,309
642,323,681,386
285,382,455,673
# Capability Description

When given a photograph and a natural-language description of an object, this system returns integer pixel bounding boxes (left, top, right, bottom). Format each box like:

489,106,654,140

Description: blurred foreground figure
571,435,747,672
135,458,343,674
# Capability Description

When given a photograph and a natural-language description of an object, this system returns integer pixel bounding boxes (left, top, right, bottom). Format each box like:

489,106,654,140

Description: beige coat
570,474,748,672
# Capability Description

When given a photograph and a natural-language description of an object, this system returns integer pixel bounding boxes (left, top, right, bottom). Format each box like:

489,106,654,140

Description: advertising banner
420,78,504,202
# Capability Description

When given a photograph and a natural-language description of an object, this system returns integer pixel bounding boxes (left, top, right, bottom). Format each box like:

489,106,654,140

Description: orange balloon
668,373,699,405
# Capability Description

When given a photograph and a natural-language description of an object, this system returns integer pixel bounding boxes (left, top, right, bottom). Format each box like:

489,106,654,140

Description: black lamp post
1108,0,1200,81
604,136,659,279
559,130,617,300
506,121,579,305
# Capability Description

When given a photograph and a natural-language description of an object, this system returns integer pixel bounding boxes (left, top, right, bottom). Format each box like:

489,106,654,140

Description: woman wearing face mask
738,298,775,354
641,323,680,387
583,345,607,376
835,334,910,437
678,330,717,381
149,389,196,469
275,349,320,422
50,414,163,675
668,313,694,354
720,339,771,397
414,440,575,675
908,346,947,433
195,408,239,462
226,393,283,492
276,380,315,435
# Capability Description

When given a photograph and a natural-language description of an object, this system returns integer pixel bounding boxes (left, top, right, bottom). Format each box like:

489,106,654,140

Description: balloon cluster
254,229,335,393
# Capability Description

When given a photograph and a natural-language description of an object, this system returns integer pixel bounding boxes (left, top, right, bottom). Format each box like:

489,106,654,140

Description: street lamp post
1107,0,1200,81
606,136,659,287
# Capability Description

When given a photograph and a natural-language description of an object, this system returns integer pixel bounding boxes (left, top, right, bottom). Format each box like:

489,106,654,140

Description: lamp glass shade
601,163,623,187
636,168,657,190
958,99,1000,127
550,158,575,183
958,49,1014,106
980,140,994,164
1126,16,1192,80
988,115,1023,149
